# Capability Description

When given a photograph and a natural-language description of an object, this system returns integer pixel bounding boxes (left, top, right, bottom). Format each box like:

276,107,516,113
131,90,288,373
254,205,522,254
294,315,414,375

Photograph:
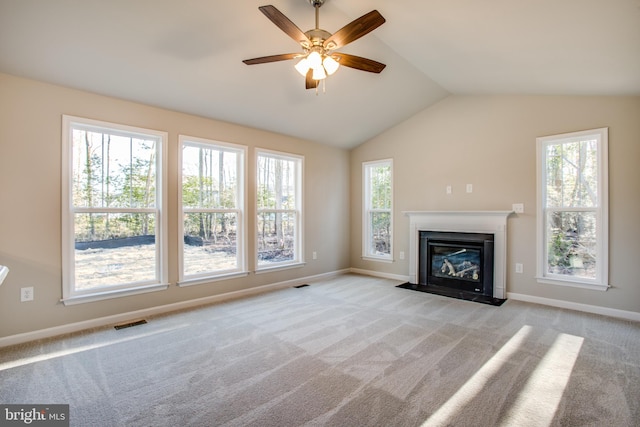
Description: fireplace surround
404,211,512,300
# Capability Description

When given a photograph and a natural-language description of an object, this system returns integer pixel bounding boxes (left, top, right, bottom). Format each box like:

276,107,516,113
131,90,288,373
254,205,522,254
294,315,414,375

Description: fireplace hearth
401,211,512,305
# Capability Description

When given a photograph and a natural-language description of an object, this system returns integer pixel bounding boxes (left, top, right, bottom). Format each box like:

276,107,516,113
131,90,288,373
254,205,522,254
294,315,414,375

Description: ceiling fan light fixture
307,51,322,68
323,55,339,75
294,57,310,76
312,65,327,80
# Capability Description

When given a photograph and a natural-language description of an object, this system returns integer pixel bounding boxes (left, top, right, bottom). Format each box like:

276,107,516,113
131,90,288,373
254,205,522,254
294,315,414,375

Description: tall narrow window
363,159,393,261
536,128,608,290
256,149,303,270
62,116,168,304
179,136,247,284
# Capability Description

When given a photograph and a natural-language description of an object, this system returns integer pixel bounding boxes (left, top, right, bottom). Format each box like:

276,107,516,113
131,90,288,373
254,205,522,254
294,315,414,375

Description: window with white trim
179,136,247,284
256,149,303,270
536,127,608,290
363,159,393,261
62,116,168,304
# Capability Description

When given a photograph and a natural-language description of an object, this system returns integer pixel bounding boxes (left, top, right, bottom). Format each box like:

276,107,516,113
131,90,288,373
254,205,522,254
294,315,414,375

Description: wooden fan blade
259,5,310,46
333,53,386,73
323,10,385,50
305,69,317,90
243,53,299,65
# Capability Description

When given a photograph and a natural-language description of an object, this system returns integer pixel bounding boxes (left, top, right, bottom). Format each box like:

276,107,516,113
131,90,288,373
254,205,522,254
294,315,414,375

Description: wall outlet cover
21,286,34,302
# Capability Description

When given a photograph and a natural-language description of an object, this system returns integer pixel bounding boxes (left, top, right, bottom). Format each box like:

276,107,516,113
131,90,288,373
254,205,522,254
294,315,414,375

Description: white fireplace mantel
404,211,513,299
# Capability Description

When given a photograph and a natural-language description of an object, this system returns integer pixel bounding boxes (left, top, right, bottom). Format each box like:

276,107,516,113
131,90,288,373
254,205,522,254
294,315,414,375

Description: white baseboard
507,292,640,322
0,269,349,348
349,268,409,282
4,270,637,348
352,269,640,322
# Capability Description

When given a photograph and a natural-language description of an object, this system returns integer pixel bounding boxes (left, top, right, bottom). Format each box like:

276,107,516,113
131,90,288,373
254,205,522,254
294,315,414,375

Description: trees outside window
62,116,168,303
363,159,393,261
536,128,608,290
179,136,246,283
256,149,303,269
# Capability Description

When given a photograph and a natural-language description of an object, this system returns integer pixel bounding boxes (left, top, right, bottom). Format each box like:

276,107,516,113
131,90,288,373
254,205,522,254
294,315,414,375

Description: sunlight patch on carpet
499,332,584,426
0,324,189,371
421,325,533,426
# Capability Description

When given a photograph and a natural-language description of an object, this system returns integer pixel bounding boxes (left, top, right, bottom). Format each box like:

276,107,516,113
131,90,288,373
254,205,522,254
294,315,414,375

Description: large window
179,136,247,284
363,159,393,261
536,128,608,290
62,116,168,303
256,149,303,270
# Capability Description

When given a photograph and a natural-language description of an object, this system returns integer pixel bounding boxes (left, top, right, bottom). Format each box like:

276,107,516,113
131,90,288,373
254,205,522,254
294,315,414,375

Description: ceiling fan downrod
309,0,324,29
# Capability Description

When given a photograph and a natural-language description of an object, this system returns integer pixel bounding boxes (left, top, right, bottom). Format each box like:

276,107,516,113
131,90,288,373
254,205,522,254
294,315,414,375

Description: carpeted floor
1,274,638,426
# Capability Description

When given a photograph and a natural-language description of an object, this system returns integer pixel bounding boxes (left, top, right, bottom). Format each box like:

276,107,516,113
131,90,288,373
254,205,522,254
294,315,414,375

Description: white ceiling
1,0,639,149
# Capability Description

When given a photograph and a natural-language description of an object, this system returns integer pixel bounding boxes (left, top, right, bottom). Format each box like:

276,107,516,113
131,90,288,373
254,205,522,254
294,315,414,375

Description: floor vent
114,319,147,330
294,284,309,288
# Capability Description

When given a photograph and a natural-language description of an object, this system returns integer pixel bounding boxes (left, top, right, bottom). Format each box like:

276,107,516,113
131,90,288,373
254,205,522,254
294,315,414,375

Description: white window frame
255,148,304,272
362,159,393,262
536,127,609,291
61,115,168,304
178,135,248,286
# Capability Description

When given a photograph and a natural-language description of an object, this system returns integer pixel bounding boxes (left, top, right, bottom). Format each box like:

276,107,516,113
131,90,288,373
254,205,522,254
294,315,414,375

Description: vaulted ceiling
1,0,639,149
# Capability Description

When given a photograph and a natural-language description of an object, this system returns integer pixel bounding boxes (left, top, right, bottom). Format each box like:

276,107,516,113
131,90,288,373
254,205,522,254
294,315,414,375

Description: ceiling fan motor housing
305,29,332,47
308,0,325,7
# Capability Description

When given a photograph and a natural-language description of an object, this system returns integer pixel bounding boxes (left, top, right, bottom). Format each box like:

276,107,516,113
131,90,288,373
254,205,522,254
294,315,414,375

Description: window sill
362,256,393,264
536,276,609,292
178,271,249,287
61,283,170,306
255,262,306,274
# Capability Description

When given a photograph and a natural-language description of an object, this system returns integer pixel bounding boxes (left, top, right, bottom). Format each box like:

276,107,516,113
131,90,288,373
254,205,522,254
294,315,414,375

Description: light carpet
0,274,638,426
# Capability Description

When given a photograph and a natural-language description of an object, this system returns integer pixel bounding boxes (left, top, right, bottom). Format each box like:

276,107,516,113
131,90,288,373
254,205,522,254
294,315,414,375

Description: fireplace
419,231,494,296
403,211,512,302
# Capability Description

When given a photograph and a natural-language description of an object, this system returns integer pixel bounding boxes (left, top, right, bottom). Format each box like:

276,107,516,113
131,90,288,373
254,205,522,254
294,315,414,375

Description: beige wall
351,95,640,314
1,74,638,340
0,73,351,338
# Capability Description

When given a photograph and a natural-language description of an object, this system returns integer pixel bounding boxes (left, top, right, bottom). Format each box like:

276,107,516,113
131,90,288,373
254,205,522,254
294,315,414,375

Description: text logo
0,405,69,427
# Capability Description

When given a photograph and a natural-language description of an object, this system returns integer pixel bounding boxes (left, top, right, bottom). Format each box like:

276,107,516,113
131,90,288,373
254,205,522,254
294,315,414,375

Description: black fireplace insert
419,231,494,297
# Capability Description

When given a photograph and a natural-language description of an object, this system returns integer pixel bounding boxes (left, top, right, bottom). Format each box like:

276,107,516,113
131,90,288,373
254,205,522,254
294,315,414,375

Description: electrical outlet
21,286,34,302
312,251,317,260
446,185,452,195
466,184,473,193
512,203,524,214
399,251,405,260
515,263,523,274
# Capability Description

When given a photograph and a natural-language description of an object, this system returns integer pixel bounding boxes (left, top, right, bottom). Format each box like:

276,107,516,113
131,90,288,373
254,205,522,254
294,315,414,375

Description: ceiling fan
242,0,386,90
